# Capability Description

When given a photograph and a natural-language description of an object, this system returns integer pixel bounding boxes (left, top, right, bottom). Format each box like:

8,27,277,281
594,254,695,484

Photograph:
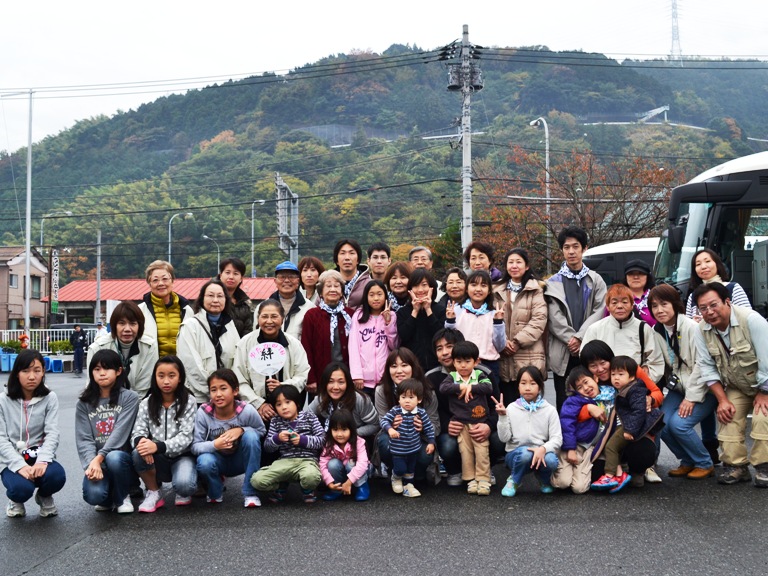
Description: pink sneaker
590,474,619,491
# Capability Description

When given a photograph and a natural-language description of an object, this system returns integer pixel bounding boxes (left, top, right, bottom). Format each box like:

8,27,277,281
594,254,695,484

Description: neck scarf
634,289,650,313
558,262,590,286
388,291,404,312
703,275,724,285
343,269,362,301
507,280,523,293
319,299,352,343
518,394,545,412
595,385,616,403
461,300,491,316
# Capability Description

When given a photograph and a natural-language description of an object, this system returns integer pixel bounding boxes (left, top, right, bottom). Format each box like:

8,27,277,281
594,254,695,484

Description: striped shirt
380,406,435,455
264,411,325,459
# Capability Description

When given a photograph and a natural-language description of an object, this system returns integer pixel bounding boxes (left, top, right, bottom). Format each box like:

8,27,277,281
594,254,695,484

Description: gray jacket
0,392,60,473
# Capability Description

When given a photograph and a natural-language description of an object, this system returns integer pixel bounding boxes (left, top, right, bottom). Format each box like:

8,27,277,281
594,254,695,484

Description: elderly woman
176,279,240,404
231,299,310,422
438,267,467,308
301,270,354,394
463,240,502,281
138,260,193,359
218,257,255,337
87,301,156,398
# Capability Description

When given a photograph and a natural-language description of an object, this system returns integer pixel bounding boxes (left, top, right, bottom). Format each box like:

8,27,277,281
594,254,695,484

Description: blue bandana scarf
388,291,403,312
461,300,492,316
595,385,616,403
518,394,545,412
558,262,590,286
507,280,523,293
319,300,352,344
343,269,362,301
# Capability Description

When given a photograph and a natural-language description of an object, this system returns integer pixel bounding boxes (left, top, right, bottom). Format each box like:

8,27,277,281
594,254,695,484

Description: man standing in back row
69,324,89,376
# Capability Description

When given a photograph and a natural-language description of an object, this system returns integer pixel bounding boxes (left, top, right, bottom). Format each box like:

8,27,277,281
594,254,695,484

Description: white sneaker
391,475,404,494
243,495,262,508
116,495,134,514
402,483,421,498
644,467,662,483
35,492,58,517
446,473,463,487
138,490,165,513
6,500,26,517
175,495,192,507
94,504,112,512
206,495,224,504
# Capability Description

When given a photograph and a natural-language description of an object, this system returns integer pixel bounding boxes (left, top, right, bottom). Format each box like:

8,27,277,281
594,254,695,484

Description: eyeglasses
149,276,172,285
698,301,723,314
276,274,299,281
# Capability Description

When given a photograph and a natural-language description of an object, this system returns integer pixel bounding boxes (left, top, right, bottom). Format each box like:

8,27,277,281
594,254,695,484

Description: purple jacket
559,394,600,451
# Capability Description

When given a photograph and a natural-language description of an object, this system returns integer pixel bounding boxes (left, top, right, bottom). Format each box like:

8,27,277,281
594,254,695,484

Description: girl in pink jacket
319,409,371,501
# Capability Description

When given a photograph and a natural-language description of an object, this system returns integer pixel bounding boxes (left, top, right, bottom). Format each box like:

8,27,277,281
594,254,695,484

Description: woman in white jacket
176,279,240,404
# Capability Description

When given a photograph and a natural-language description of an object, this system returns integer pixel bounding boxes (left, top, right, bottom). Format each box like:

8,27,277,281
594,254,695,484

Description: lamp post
251,199,266,277
168,212,193,265
530,117,551,275
202,234,221,269
40,210,73,253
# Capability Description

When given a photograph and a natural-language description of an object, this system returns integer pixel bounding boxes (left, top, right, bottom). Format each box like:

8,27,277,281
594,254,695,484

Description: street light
202,234,221,270
251,199,266,277
168,212,193,265
40,210,73,253
530,117,551,275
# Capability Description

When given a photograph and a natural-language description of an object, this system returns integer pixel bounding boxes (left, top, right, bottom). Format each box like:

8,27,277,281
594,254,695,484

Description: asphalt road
2,372,767,576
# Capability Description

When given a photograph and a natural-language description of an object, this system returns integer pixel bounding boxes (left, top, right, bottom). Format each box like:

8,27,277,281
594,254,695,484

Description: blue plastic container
51,358,63,373
44,356,52,372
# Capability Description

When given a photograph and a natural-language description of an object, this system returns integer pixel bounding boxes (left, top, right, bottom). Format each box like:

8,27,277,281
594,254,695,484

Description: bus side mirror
667,225,684,254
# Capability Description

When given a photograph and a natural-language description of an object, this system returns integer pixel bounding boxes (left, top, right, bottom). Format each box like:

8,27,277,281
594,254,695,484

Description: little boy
380,379,436,498
552,366,605,494
591,356,664,494
438,341,494,495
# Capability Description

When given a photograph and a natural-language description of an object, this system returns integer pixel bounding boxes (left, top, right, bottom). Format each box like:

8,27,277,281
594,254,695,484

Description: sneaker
608,472,632,494
501,478,518,497
490,472,497,486
755,464,768,488
268,489,285,504
206,495,224,504
6,500,26,518
477,481,491,496
116,495,134,514
94,504,112,512
138,490,165,513
446,473,463,487
302,490,317,503
402,483,421,498
630,475,645,488
668,465,695,477
644,467,662,483
35,492,58,517
380,463,389,478
391,475,404,494
540,484,554,494
717,465,751,485
244,495,262,508
466,480,478,495
438,458,447,477
591,474,619,491
175,495,192,506
687,466,715,480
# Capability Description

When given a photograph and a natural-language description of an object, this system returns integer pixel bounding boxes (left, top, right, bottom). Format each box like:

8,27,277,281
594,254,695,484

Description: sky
1,0,766,153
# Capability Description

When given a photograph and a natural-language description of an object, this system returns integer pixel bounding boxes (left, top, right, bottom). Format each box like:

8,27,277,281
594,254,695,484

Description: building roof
52,278,277,303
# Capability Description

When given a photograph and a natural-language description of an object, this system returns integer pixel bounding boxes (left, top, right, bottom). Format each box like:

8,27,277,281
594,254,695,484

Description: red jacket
301,306,352,384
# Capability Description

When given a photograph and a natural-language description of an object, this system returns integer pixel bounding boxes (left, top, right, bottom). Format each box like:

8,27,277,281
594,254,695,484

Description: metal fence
0,329,97,354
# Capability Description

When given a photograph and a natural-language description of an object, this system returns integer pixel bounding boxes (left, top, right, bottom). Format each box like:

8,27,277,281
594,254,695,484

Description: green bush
1,340,22,353
49,340,73,354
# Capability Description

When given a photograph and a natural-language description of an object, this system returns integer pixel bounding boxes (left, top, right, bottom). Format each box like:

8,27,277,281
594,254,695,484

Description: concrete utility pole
95,229,101,323
275,173,299,264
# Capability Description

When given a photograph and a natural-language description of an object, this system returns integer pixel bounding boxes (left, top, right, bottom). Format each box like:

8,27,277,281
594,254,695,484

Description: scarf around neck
507,280,523,293
388,291,404,312
518,394,545,412
343,269,362,300
461,300,491,316
319,300,352,343
558,262,590,286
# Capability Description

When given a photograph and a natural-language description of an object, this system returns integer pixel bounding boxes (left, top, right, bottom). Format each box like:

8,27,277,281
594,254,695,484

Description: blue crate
44,356,52,372
51,358,63,373
0,354,9,372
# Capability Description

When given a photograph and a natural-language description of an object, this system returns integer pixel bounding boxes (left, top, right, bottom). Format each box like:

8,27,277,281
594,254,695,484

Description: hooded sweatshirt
0,392,60,473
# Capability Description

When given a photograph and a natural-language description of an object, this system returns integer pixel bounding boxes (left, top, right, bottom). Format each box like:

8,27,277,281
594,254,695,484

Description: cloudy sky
1,0,765,152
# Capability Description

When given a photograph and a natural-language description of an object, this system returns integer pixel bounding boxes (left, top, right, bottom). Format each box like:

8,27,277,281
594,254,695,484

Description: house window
32,276,42,299
9,274,18,289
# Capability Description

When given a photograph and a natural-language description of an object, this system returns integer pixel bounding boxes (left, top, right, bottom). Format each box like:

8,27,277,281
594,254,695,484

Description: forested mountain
1,45,766,280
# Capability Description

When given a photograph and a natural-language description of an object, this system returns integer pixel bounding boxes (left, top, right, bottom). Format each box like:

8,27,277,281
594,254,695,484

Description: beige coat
493,278,548,381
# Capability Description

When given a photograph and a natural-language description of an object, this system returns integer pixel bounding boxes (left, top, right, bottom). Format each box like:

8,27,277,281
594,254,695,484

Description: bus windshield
654,202,711,285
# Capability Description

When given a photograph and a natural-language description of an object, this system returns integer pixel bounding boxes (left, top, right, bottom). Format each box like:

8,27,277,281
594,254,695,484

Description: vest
701,305,759,395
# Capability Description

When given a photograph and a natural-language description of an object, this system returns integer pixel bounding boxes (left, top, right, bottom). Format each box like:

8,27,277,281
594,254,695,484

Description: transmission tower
670,0,683,67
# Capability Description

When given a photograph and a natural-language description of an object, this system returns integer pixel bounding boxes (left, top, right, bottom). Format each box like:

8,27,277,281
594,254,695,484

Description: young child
349,280,399,400
552,366,607,494
380,378,436,498
191,369,266,508
131,356,198,512
250,385,325,503
319,409,371,502
438,341,493,495
75,349,140,513
590,356,665,494
445,270,506,380
1,350,66,518
494,366,562,497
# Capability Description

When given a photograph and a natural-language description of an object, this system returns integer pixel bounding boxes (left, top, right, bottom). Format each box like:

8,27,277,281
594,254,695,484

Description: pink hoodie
348,309,399,388
319,436,370,485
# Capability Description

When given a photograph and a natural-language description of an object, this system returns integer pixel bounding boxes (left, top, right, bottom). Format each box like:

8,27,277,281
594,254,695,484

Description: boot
354,481,370,501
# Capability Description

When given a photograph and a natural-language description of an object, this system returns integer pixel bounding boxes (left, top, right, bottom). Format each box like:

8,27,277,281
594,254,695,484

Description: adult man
545,226,607,412
366,241,392,282
95,322,108,338
69,324,89,376
269,261,315,340
333,238,369,309
408,245,445,301
693,282,768,487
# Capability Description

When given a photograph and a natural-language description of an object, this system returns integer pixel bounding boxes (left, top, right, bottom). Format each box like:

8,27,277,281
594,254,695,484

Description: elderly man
408,245,445,301
693,282,768,487
269,260,314,340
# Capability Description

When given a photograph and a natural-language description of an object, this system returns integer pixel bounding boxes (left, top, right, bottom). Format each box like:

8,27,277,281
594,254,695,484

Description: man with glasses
693,282,768,487
367,242,392,282
270,261,314,340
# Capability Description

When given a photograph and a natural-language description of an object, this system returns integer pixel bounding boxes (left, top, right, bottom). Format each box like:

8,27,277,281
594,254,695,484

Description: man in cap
270,261,315,340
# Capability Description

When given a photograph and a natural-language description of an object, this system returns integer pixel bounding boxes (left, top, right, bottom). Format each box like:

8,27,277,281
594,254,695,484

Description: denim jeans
1,460,66,503
132,450,198,497
377,434,433,481
326,458,370,487
505,445,559,486
437,431,506,475
196,429,261,498
660,390,718,468
82,450,137,506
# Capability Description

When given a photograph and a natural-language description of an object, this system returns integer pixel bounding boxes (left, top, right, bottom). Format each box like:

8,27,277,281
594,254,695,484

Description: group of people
2,227,768,518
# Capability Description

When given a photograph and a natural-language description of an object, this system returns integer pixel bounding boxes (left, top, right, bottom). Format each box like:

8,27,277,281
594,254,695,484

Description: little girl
349,280,399,400
445,270,506,380
131,356,198,513
494,366,562,497
75,349,140,513
191,369,266,508
319,409,371,502
1,350,66,518
250,385,324,503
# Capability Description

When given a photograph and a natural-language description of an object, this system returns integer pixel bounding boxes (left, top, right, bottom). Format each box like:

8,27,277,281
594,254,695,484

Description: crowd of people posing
3,227,768,518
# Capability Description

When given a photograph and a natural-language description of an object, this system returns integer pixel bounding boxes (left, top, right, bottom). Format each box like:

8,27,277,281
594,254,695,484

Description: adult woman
231,299,309,422
138,260,193,358
621,259,657,327
649,284,716,479
87,301,155,398
218,257,256,337
439,267,467,307
298,256,326,305
580,340,662,487
176,279,240,404
463,240,502,281
396,268,446,372
493,248,547,401
374,348,440,482
301,270,354,394
384,261,412,312
685,248,751,319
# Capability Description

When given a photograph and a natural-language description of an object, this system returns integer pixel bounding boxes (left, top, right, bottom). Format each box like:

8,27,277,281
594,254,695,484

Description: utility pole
276,173,299,264
95,229,101,323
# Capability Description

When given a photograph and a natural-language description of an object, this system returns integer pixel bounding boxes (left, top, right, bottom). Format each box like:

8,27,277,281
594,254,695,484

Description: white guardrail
0,329,97,354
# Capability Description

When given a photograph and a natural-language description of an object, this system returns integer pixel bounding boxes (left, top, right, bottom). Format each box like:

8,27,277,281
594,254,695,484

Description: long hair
147,356,190,426
689,248,729,292
322,408,359,461
6,350,49,400
376,347,431,409
465,270,495,308
498,248,538,287
79,349,126,407
318,361,358,414
358,279,388,324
